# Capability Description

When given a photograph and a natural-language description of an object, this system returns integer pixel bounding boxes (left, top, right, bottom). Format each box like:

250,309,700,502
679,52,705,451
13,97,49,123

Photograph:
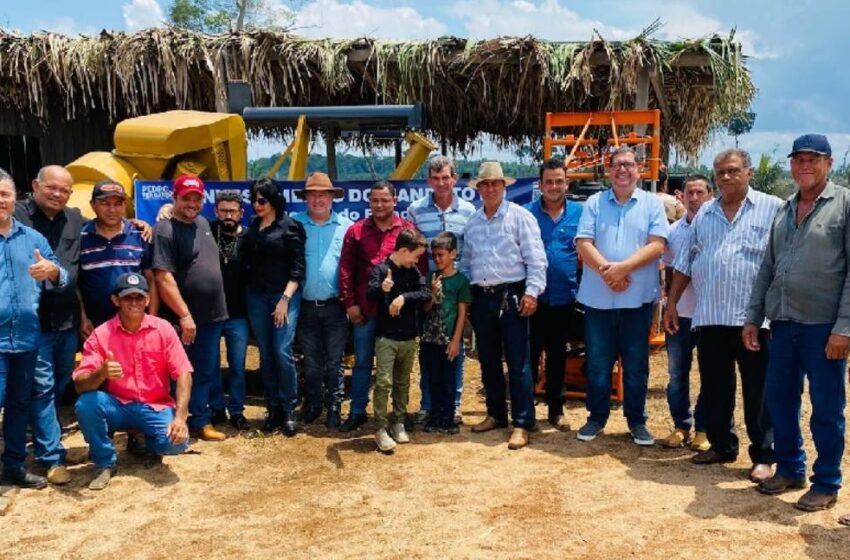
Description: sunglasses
253,197,269,206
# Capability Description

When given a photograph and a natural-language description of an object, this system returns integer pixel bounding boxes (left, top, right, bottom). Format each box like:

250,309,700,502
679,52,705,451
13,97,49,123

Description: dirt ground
1,347,849,560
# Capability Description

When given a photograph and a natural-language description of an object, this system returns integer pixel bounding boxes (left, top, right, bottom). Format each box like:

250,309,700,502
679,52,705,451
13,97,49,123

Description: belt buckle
315,299,326,307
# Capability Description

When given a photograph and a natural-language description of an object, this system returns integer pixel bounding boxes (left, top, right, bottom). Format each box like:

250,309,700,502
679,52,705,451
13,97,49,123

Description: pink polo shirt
73,314,193,411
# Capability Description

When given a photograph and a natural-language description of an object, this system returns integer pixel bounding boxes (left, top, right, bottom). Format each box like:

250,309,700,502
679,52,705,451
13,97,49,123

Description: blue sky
3,0,849,167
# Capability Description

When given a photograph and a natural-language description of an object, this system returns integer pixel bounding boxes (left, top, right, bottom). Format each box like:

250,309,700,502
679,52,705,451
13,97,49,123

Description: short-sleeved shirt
72,314,193,411
152,216,227,325
210,220,248,319
79,219,153,326
524,199,582,306
407,193,476,270
291,211,352,301
662,217,696,318
576,187,669,309
421,271,472,345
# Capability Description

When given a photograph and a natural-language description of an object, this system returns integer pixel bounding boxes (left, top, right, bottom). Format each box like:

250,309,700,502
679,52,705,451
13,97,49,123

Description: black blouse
243,213,306,293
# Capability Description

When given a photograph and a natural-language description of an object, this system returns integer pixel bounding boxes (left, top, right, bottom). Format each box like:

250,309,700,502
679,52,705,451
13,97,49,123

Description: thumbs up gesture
104,350,123,379
28,249,59,282
382,267,394,293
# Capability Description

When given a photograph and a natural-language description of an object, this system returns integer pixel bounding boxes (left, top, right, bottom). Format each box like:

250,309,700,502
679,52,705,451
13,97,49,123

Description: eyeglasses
253,197,269,206
217,208,242,216
610,161,638,170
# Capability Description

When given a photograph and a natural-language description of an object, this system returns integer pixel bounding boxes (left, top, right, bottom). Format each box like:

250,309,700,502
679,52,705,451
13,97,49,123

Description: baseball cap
113,272,149,297
788,134,832,158
173,174,205,197
91,180,127,201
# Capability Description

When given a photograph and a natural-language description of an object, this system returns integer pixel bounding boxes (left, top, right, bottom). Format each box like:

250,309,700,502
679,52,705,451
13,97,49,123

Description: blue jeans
470,284,535,429
184,321,225,431
766,321,846,495
350,316,377,416
210,318,250,416
297,300,348,409
665,316,705,431
420,342,458,424
75,391,189,468
0,350,38,474
583,303,653,428
246,290,301,412
419,347,465,412
32,329,75,467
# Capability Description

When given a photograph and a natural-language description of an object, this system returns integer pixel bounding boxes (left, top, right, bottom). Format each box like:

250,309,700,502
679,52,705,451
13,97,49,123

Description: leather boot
281,408,298,437
262,406,281,433
325,407,342,429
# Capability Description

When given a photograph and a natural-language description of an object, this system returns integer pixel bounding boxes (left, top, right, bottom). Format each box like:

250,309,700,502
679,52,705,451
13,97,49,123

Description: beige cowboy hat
467,161,516,188
295,171,345,199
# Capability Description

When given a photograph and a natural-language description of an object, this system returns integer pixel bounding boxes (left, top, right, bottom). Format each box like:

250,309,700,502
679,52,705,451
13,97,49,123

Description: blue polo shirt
291,210,353,301
79,219,152,326
576,188,668,309
524,198,582,306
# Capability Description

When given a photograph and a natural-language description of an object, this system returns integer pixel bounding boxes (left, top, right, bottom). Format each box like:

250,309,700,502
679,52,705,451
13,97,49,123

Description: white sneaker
375,428,397,452
389,422,410,444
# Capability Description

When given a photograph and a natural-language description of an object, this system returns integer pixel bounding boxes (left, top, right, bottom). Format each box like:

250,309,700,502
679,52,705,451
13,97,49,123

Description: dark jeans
583,304,654,428
32,329,74,467
297,299,348,409
696,325,774,464
530,302,573,418
0,350,38,474
420,341,457,424
767,321,846,495
665,317,705,431
419,347,465,412
210,317,250,416
184,321,225,431
470,283,535,429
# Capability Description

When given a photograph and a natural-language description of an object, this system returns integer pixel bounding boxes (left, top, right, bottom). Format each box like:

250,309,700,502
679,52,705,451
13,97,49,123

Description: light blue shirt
291,210,353,301
576,187,669,309
673,187,783,327
0,219,69,353
460,198,548,297
524,198,582,306
662,217,697,318
407,192,476,271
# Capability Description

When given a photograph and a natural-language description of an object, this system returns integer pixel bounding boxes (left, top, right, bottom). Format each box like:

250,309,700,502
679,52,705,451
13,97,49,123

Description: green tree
168,0,296,33
751,152,784,195
724,111,756,147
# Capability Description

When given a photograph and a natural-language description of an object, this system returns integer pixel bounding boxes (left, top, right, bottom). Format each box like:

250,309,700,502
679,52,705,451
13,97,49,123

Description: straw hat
295,171,344,199
467,161,516,188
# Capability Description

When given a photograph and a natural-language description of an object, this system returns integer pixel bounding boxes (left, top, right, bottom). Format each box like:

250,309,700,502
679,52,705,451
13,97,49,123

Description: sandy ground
1,348,849,560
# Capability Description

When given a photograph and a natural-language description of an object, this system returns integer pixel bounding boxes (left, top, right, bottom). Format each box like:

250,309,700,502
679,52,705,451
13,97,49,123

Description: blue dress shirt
291,210,353,301
524,198,582,306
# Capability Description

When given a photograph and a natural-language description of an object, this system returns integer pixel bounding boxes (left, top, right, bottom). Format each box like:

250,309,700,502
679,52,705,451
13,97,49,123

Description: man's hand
346,305,366,326
608,277,632,292
600,262,631,284
518,294,538,317
28,249,59,282
389,295,405,317
166,417,189,445
742,324,761,352
80,316,95,340
129,218,153,243
382,268,394,293
179,314,197,345
446,339,461,361
104,351,123,379
431,274,442,296
826,334,850,360
273,297,289,328
663,305,680,335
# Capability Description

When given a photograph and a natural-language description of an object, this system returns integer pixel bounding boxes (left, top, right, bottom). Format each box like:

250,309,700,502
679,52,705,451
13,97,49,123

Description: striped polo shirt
407,192,476,270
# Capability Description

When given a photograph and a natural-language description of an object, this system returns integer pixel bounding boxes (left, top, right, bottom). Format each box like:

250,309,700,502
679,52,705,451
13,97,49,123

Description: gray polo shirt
747,181,850,335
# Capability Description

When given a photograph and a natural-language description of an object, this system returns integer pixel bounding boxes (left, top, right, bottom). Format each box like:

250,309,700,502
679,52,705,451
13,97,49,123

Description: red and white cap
173,174,205,197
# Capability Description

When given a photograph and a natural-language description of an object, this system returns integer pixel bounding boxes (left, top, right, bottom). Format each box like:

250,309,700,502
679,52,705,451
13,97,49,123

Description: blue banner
133,178,540,224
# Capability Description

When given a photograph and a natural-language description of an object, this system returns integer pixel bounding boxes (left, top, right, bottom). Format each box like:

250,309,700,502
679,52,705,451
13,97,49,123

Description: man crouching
73,272,192,490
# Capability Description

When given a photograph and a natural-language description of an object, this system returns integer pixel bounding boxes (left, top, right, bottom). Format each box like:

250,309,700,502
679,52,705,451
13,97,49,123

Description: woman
243,177,306,436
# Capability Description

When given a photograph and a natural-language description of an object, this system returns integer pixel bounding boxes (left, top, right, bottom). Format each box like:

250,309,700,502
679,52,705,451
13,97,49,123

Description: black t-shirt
242,214,306,294
152,216,228,326
210,220,247,319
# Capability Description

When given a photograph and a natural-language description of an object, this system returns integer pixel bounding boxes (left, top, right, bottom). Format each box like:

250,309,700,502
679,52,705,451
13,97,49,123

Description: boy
367,229,430,452
420,232,472,434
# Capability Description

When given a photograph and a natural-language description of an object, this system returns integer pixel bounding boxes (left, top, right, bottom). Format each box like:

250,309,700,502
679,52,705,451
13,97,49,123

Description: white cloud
293,0,447,40
123,0,165,32
694,132,850,168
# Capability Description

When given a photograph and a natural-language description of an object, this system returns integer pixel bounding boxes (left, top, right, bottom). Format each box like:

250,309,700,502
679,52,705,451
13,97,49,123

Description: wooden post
634,65,654,191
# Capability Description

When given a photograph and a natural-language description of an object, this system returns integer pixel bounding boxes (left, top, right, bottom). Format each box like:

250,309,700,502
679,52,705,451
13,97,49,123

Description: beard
220,219,239,233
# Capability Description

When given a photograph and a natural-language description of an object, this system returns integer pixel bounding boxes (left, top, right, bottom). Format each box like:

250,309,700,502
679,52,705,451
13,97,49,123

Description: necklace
215,227,239,264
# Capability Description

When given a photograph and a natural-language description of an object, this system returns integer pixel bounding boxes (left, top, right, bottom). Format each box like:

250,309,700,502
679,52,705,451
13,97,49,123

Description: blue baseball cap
788,134,832,158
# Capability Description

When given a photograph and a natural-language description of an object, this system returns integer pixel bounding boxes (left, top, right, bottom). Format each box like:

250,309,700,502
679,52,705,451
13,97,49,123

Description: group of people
0,135,848,524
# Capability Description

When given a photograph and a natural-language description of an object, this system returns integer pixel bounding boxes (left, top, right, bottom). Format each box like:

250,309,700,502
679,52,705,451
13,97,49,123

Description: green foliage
168,0,294,33
751,153,784,195
724,111,756,139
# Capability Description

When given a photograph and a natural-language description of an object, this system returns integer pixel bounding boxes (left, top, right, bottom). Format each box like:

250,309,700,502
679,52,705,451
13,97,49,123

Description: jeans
697,326,774,464
470,284,535,429
297,300,348,410
246,290,301,413
32,329,75,467
665,316,705,431
184,321,225,431
766,321,846,495
530,302,573,418
0,350,38,473
373,337,416,429
420,342,457,424
75,391,188,468
419,347,465,412
210,318,250,416
583,304,653,428
350,316,377,416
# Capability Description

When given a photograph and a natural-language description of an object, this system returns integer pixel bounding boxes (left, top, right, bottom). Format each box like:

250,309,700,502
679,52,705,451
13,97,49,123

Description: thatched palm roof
0,25,753,158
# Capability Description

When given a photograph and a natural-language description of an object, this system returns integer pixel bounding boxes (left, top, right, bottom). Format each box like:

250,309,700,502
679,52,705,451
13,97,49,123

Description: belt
302,298,340,307
473,280,525,294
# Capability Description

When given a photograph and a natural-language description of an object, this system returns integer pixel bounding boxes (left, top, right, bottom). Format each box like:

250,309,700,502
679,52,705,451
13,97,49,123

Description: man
13,165,82,484
407,156,476,424
665,148,780,483
79,179,158,328
574,147,668,446
73,273,192,490
523,158,582,430
745,134,849,512
338,181,421,432
153,174,228,442
208,190,251,430
658,175,713,450
292,172,352,429
0,169,68,489
461,161,546,450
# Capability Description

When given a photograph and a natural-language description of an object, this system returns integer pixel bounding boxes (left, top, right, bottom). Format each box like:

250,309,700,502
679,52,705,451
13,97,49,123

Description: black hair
538,158,566,182
682,173,713,192
215,189,243,206
250,177,285,217
369,180,396,198
431,231,458,252
394,228,427,251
